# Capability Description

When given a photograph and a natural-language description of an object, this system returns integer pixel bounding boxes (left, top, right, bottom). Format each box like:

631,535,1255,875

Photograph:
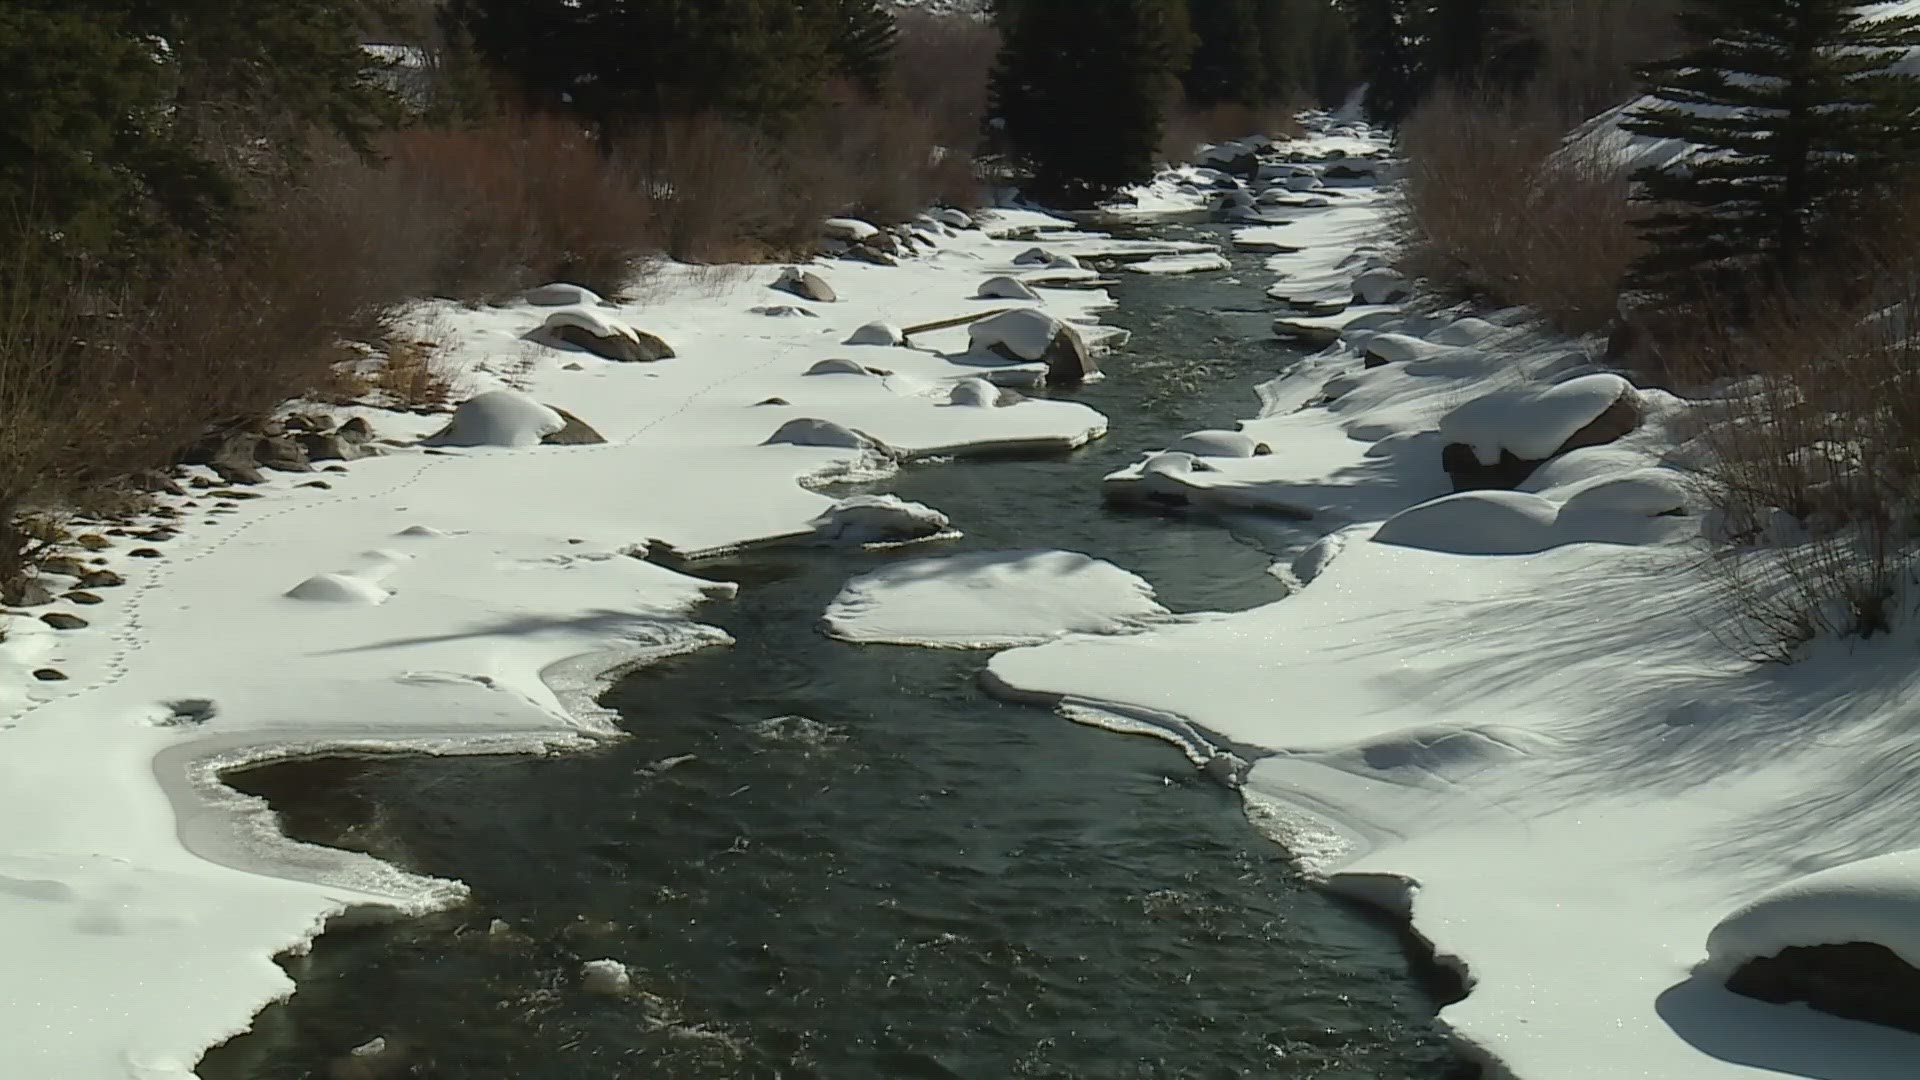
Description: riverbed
200,223,1471,1080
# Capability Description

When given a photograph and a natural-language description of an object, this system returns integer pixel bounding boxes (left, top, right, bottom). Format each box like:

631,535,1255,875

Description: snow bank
821,549,1169,648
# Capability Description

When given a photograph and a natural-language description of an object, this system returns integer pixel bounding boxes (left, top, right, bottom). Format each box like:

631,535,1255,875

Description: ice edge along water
986,118,1920,1080
0,203,1198,1079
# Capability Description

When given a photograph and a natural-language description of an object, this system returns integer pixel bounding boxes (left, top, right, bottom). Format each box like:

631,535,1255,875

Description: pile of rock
184,413,383,485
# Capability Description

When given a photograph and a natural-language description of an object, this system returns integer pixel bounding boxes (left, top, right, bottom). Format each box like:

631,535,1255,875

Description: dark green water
201,224,1471,1080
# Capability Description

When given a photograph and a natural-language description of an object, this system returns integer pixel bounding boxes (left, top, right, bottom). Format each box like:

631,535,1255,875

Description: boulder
968,308,1097,386
4,578,53,607
821,217,880,243
762,417,888,452
540,406,606,446
933,208,975,230
773,267,837,302
1441,379,1644,491
1352,267,1412,305
39,612,87,630
1013,247,1056,266
1273,318,1342,349
1197,142,1259,177
336,417,374,444
540,309,673,362
422,390,565,448
211,460,265,486
976,276,1040,301
296,432,361,462
1167,430,1272,458
1727,943,1920,1036
805,357,880,377
844,244,898,267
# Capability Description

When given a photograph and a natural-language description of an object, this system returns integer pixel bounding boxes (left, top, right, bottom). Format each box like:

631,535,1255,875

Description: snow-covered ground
981,116,1920,1078
0,209,1164,1078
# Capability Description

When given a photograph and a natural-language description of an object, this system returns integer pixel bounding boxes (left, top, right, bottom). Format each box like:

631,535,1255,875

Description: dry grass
1395,88,1642,333
370,327,462,411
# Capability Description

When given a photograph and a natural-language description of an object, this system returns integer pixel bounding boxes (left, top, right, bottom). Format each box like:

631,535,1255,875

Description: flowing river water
201,221,1473,1080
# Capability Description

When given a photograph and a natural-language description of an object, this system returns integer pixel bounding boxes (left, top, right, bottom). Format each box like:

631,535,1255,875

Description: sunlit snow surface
0,205,1142,1078
984,114,1920,1079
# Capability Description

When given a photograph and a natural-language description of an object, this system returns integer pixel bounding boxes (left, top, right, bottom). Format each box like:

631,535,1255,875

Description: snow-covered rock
821,217,880,243
761,417,885,451
967,308,1097,385
947,377,1000,408
1429,317,1503,347
976,275,1040,301
804,357,880,377
808,494,952,544
1707,849,1920,977
821,549,1168,647
580,959,632,996
523,282,607,307
1440,373,1640,470
933,208,974,230
1166,429,1271,458
421,390,565,448
1352,267,1411,305
536,308,672,363
1013,247,1083,270
284,573,392,604
844,321,905,347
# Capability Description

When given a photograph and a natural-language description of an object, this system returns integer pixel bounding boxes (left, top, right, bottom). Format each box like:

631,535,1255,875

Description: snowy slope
983,115,1920,1080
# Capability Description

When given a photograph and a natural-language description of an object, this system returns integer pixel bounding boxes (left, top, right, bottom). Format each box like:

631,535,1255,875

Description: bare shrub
1677,280,1920,657
386,116,658,298
1160,99,1306,162
617,115,779,264
893,10,999,151
370,322,462,411
1395,87,1641,333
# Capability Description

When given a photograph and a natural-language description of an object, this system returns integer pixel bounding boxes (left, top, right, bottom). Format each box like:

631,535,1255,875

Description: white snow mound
948,378,1000,408
284,573,392,604
1705,848,1920,975
420,390,564,448
762,418,883,451
1126,252,1231,276
523,282,606,307
822,217,880,242
845,321,905,347
822,549,1169,648
977,275,1040,301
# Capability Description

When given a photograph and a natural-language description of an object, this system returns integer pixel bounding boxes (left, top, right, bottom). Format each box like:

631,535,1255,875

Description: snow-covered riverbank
0,208,1207,1078
984,121,1920,1078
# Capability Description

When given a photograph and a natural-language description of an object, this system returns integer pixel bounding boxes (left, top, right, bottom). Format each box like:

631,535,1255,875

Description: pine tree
988,0,1191,208
1624,0,1920,297
825,0,899,95
1184,0,1265,109
1421,0,1539,92
1347,0,1425,121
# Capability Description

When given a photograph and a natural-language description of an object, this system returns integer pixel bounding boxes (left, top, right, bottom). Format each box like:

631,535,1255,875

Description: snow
762,417,886,451
976,275,1040,300
580,958,632,996
1165,429,1269,458
523,282,608,307
947,377,999,407
845,321,905,347
1439,373,1634,465
967,307,1071,361
807,494,952,545
419,389,564,448
991,111,1920,1079
821,549,1169,648
1125,252,1231,275
0,212,1128,1077
1705,848,1920,975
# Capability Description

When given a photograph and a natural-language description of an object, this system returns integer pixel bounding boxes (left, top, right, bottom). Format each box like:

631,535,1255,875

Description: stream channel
201,220,1473,1080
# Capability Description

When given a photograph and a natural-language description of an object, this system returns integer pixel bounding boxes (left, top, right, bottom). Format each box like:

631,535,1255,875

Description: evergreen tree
1347,0,1425,121
1422,0,1539,91
988,0,1191,208
1184,0,1265,109
1624,0,1920,297
825,0,899,95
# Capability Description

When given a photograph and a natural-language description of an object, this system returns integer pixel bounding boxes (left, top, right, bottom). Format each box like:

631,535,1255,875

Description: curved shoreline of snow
0,205,1139,1079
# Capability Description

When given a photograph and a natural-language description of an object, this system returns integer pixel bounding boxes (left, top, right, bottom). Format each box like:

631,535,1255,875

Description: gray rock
550,321,675,362
39,612,87,630
336,417,374,444
32,668,67,682
540,406,607,445
296,431,361,462
774,267,837,303
1727,942,1920,1036
63,591,103,605
4,579,53,606
79,569,125,589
